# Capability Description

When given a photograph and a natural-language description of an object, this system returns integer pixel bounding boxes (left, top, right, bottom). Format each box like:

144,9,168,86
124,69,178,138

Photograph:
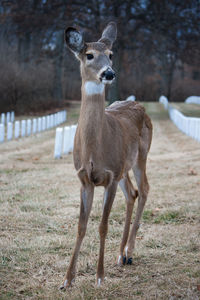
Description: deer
60,22,152,289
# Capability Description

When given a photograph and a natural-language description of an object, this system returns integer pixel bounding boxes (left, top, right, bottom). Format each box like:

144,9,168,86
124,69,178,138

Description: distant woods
0,0,200,113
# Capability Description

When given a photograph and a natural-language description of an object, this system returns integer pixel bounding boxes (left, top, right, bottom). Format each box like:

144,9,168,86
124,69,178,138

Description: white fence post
54,114,57,126
70,125,77,152
0,124,4,142
38,118,42,132
1,113,5,124
159,95,168,110
21,120,26,137
27,119,32,136
167,104,200,143
126,95,135,101
6,112,10,124
14,121,20,139
64,110,67,122
32,119,37,134
50,115,54,128
7,122,13,140
11,111,15,122
42,116,46,131
63,126,71,154
185,96,200,105
54,127,63,159
46,115,50,129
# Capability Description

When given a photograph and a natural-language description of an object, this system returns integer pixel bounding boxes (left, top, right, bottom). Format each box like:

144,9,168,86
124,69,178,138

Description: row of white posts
0,110,67,143
54,125,77,159
0,111,15,124
159,96,200,142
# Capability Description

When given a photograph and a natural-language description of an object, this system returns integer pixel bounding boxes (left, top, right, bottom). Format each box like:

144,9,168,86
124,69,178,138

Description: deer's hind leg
117,173,138,265
124,154,149,264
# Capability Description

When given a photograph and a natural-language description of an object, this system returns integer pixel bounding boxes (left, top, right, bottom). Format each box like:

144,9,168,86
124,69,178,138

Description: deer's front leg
61,183,94,289
97,181,118,286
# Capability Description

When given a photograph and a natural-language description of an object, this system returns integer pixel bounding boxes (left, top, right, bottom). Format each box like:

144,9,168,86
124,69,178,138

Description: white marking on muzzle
84,81,104,96
97,66,114,80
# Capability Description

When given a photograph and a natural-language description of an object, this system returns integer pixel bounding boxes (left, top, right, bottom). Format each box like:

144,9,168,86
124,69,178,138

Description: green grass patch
1,255,12,266
154,211,185,224
142,209,154,222
20,204,39,212
0,291,17,300
143,209,186,224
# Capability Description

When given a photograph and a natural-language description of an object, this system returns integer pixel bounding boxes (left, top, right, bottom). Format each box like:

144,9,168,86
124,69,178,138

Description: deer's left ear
98,22,117,49
65,27,85,55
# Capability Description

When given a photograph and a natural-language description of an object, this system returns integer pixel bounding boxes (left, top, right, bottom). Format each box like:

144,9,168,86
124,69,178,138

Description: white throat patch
84,81,104,96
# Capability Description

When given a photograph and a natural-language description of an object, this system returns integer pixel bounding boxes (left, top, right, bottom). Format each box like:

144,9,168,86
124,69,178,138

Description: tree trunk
18,32,31,65
107,42,121,104
165,56,177,101
53,30,64,105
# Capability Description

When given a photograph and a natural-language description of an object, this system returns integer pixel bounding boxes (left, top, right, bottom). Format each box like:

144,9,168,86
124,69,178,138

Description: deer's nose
101,68,115,81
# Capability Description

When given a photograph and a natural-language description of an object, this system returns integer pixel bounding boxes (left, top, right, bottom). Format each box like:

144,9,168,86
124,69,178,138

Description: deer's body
61,22,152,289
74,92,151,185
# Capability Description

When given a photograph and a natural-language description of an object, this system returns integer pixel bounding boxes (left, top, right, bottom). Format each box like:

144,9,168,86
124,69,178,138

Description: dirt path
0,103,199,299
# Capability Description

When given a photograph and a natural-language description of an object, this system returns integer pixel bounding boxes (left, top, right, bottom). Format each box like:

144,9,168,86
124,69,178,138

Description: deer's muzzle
100,67,115,84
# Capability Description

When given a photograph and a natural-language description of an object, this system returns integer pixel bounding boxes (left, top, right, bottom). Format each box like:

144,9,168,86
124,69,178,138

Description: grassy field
0,102,200,299
170,103,200,118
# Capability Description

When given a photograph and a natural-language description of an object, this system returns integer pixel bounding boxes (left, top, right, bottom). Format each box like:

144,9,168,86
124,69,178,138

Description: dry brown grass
0,103,200,300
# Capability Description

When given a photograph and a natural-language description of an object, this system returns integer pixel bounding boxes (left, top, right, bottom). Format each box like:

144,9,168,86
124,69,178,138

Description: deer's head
65,22,117,85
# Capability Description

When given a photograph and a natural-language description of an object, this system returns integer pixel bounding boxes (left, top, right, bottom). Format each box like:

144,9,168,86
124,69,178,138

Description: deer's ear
98,22,117,49
65,27,85,55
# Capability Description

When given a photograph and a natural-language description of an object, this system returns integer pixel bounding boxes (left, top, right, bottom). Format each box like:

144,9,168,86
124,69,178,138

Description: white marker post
42,116,46,131
21,120,26,137
14,121,20,139
32,119,37,134
38,118,42,132
11,111,15,122
27,119,32,136
7,122,13,140
63,126,71,154
197,119,200,142
50,115,54,128
54,114,57,126
54,127,63,159
46,116,50,129
0,124,4,142
70,125,77,152
64,110,67,122
126,95,135,101
6,112,10,124
1,113,5,124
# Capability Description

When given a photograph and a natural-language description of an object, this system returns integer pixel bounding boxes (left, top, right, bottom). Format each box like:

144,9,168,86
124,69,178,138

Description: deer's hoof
123,256,126,265
122,256,132,265
127,257,132,265
60,279,73,290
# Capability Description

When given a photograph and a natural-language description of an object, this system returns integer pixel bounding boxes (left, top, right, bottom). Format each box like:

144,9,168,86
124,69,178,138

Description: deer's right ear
65,27,85,55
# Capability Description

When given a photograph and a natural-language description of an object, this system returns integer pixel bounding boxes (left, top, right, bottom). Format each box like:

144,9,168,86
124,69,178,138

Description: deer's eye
109,53,113,60
86,54,94,60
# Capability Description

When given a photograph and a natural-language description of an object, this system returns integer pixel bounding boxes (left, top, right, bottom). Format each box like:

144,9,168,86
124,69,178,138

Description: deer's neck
79,81,105,160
